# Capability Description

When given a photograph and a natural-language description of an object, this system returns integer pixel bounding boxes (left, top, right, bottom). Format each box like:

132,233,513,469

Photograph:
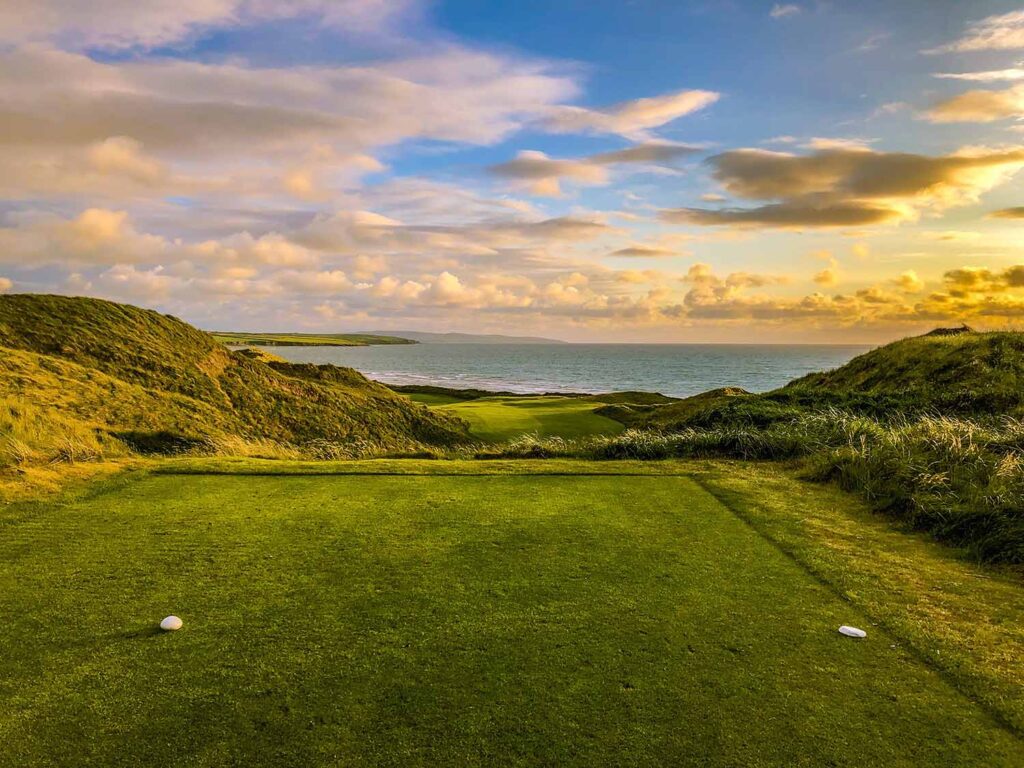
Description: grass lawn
2,461,1023,766
404,392,467,406
431,395,624,442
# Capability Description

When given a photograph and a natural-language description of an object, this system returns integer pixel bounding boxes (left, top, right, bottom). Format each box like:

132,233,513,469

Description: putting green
404,392,466,406
432,395,624,442
1,464,1022,766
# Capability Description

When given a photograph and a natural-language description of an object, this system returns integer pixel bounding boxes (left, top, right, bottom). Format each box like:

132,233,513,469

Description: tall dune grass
0,397,119,468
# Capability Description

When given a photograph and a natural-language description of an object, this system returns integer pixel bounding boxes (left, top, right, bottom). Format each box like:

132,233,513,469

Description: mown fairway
428,395,624,442
2,462,1022,766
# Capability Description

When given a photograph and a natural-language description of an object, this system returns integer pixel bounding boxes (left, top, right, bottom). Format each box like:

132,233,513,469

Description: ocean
257,343,873,399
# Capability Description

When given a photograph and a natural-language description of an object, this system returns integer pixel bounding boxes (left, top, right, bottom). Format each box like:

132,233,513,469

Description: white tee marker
160,615,183,631
838,625,866,638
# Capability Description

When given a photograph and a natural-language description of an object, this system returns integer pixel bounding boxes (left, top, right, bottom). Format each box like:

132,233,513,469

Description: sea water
257,343,872,398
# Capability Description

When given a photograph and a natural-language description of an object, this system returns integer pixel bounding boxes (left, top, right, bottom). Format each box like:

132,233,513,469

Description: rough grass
693,461,1024,734
631,387,753,430
0,295,468,467
593,329,1024,564
0,397,124,469
456,412,1024,565
784,330,1024,414
3,461,1022,766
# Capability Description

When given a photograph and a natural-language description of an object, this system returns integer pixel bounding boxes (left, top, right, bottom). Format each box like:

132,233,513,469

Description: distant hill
365,330,567,344
0,295,467,465
211,331,415,347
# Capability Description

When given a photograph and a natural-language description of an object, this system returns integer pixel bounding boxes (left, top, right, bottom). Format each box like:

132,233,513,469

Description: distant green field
431,395,624,442
3,461,1022,766
211,331,415,347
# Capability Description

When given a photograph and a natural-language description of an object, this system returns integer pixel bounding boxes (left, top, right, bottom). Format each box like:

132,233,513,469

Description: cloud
770,4,800,19
813,268,839,286
990,206,1024,219
659,146,1024,228
0,45,578,203
543,89,719,138
925,85,1024,123
296,208,616,268
9,200,1024,333
607,245,677,258
283,150,384,201
925,10,1024,54
488,150,608,196
0,208,327,274
513,216,613,240
0,208,168,266
663,201,901,228
588,142,699,165
856,32,889,52
810,250,840,286
488,142,697,196
683,262,785,294
803,137,874,151
275,269,353,295
892,270,924,293
934,66,1024,83
0,277,11,293
0,0,418,50
871,102,908,118
86,136,168,185
943,265,1024,295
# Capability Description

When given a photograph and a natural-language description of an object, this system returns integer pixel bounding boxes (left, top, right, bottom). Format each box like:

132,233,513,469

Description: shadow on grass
121,625,166,640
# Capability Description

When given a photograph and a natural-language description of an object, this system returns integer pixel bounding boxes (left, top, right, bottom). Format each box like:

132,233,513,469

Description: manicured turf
404,392,466,406
433,395,624,442
2,463,1022,766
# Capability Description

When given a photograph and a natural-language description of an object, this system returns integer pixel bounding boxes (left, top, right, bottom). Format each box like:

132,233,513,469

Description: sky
1,1,1024,342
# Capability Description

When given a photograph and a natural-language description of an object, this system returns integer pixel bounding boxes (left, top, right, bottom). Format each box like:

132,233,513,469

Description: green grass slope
782,330,1024,414
0,294,467,464
3,462,1022,766
397,387,674,440
432,396,625,442
631,387,753,430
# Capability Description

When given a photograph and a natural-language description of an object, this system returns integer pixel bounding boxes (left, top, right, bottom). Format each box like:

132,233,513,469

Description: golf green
433,396,623,442
2,466,1021,766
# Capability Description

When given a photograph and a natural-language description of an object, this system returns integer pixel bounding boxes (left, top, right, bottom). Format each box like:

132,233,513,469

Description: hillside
627,387,753,430
628,329,1024,431
780,330,1024,413
0,295,468,466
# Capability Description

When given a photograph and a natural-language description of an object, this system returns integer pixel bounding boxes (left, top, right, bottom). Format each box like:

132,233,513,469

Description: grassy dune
784,329,1024,414
0,295,467,469
3,461,1023,766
